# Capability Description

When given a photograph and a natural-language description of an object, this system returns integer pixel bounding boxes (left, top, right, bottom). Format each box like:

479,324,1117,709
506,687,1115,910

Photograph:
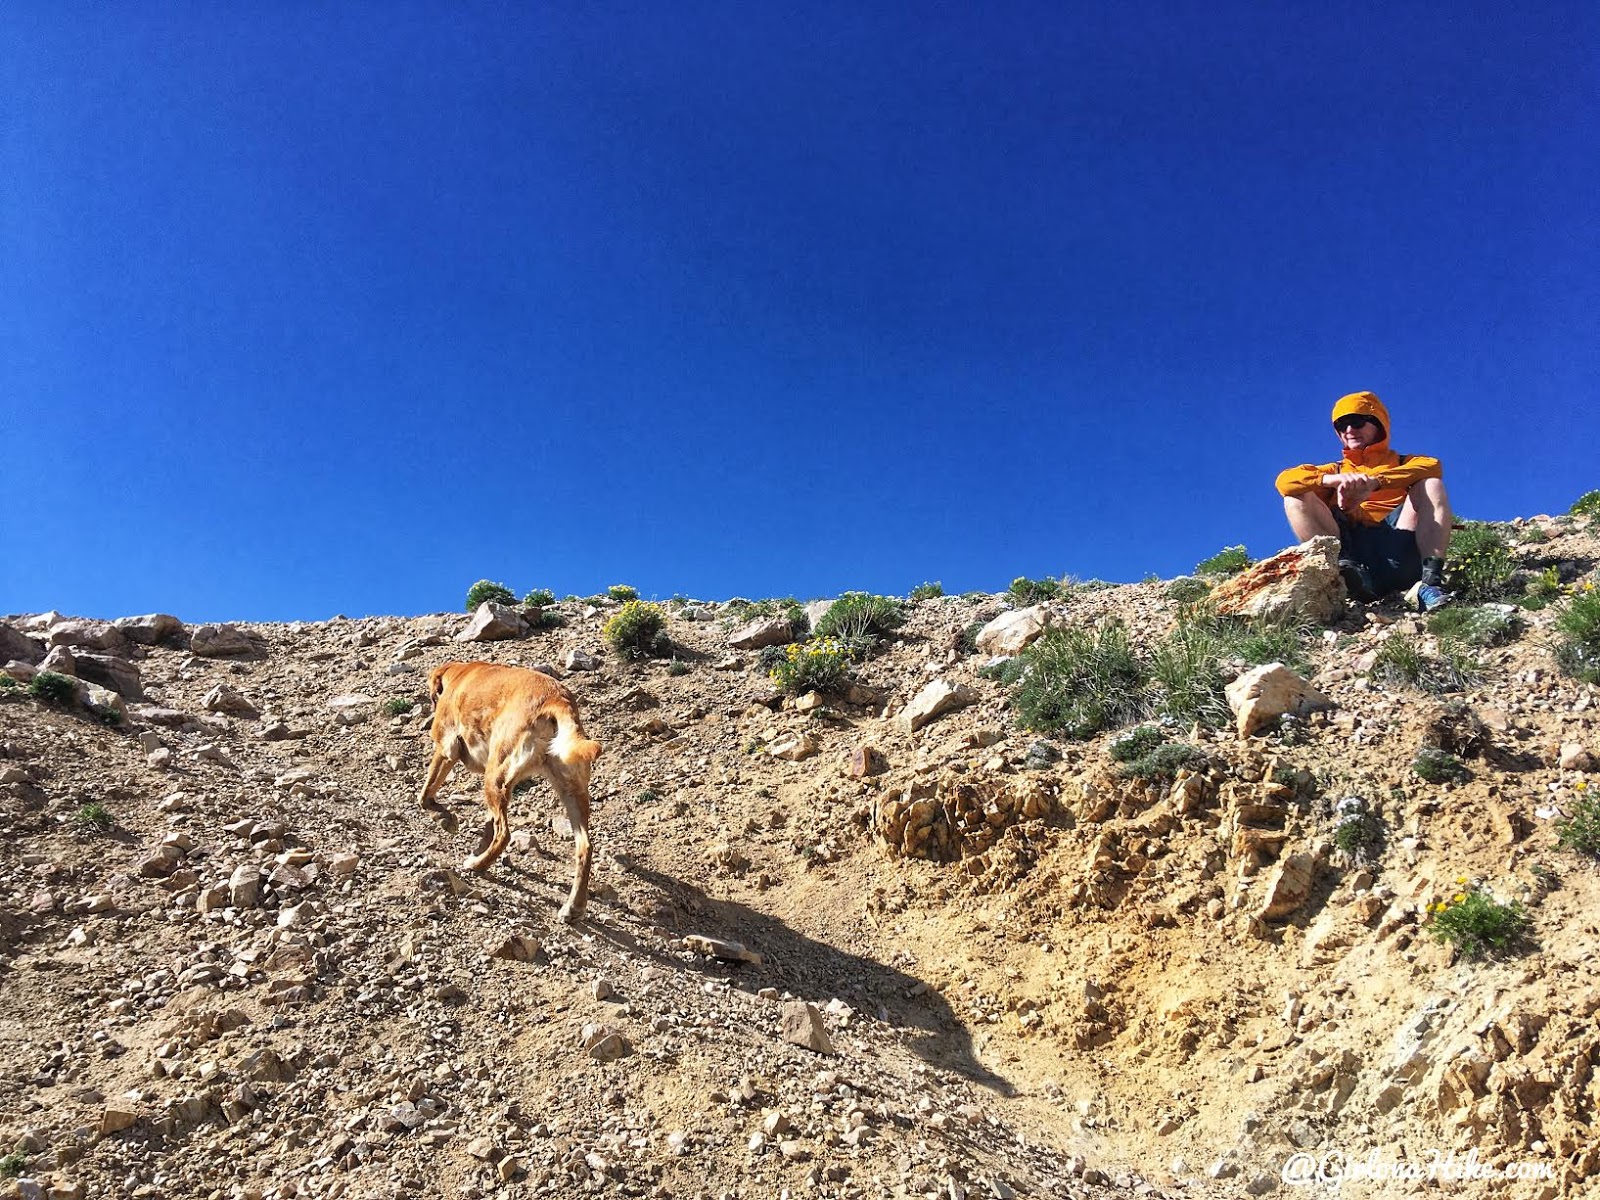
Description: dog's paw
461,855,489,873
557,902,586,924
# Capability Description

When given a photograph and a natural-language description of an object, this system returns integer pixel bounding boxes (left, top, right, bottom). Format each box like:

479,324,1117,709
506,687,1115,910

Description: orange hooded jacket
1275,392,1442,526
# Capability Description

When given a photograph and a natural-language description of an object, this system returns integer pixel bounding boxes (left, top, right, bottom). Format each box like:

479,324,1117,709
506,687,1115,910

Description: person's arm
1363,454,1443,490
1275,462,1339,497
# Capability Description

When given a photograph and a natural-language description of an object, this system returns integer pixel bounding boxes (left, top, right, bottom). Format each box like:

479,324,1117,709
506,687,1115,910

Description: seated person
1276,391,1453,610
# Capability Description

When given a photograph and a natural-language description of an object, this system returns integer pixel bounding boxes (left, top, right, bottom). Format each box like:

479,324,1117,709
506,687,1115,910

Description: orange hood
1332,391,1393,467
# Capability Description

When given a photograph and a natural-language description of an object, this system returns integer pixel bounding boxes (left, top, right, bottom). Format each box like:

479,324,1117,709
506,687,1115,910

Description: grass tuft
1011,622,1150,739
1553,586,1600,683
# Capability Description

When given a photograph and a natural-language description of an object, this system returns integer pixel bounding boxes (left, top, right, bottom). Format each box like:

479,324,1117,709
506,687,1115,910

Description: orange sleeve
1275,462,1338,497
1365,454,1442,490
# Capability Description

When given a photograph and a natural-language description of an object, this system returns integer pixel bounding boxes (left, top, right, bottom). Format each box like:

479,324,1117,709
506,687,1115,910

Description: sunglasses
1334,415,1376,432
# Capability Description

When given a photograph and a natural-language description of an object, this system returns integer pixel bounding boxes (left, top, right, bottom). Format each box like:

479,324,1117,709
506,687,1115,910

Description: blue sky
4,3,1595,622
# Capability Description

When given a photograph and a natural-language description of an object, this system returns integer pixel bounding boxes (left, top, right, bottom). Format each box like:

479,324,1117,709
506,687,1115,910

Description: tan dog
419,662,602,922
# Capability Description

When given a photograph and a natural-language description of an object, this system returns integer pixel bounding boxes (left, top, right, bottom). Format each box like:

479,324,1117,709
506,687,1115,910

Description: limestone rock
1210,536,1345,624
74,653,144,700
229,864,263,908
203,683,259,717
900,679,977,733
47,618,132,656
729,617,796,651
1257,852,1318,920
0,623,45,665
564,649,602,672
190,624,262,658
1224,663,1333,738
113,613,186,646
79,683,128,725
456,601,527,643
39,645,77,677
781,1001,836,1055
1558,741,1595,771
767,731,818,761
975,605,1054,656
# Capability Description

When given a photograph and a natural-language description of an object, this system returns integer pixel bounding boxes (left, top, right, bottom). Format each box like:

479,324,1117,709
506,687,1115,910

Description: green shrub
1518,525,1550,545
1011,622,1150,739
1115,739,1205,782
1554,587,1600,683
909,581,944,602
75,801,113,830
603,600,670,660
28,671,78,708
1428,882,1528,959
1412,747,1471,784
814,593,905,646
382,697,415,717
1008,576,1063,605
1522,566,1564,607
1149,622,1232,728
1108,725,1166,763
0,1153,24,1178
607,585,639,603
526,607,568,631
1369,634,1480,694
1165,577,1211,608
1195,545,1251,577
1570,489,1600,520
1448,524,1514,602
1426,604,1522,647
465,580,516,611
959,620,986,655
1332,796,1383,863
1556,787,1600,857
768,637,851,696
977,657,1025,684
523,588,556,608
666,659,690,677
0,674,20,692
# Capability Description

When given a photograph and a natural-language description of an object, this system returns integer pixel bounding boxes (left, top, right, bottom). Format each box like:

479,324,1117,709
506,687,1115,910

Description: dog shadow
590,855,1015,1096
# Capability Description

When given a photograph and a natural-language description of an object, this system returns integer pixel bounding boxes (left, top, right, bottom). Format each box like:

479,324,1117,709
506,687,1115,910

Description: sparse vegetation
767,637,851,696
382,697,415,717
909,581,944,602
1553,585,1600,683
0,1153,25,1179
522,588,556,608
1571,489,1600,521
1194,545,1250,577
1556,785,1600,857
1520,565,1564,608
666,659,690,677
28,671,77,708
607,585,639,603
1011,622,1149,739
1332,796,1384,863
1165,577,1211,609
1149,622,1231,728
1426,604,1522,647
1109,727,1205,782
75,801,113,830
959,620,986,655
603,600,670,660
1369,633,1480,694
0,673,20,692
1428,881,1528,960
1008,575,1063,605
465,579,516,611
1517,524,1550,544
1412,747,1471,784
1447,523,1514,601
813,592,905,649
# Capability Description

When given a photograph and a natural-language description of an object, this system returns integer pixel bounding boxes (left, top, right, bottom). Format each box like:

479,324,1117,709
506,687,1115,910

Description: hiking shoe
1338,559,1377,603
1406,582,1454,613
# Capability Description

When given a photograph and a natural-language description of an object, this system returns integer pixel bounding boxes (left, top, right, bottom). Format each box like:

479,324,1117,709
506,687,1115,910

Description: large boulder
75,654,145,701
0,623,45,665
975,605,1054,656
728,617,795,651
1209,536,1345,625
191,624,264,658
113,613,187,646
900,679,977,733
456,602,527,643
1224,663,1333,738
47,618,132,656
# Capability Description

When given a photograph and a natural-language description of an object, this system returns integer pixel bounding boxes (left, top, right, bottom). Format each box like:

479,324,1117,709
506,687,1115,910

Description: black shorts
1335,506,1422,596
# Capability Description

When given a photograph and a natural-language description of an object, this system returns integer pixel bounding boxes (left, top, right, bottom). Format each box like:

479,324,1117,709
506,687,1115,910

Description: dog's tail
544,695,602,767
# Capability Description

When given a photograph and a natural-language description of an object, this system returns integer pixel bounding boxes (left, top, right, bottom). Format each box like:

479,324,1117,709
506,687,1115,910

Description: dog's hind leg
552,776,592,923
462,762,514,874
417,751,459,833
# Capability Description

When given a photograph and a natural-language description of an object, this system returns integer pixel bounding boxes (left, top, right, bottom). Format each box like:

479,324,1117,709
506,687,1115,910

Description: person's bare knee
1284,494,1337,542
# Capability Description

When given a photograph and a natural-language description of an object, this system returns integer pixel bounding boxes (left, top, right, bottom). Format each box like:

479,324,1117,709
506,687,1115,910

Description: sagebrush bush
1195,545,1251,577
1428,881,1528,959
1011,622,1150,739
1008,576,1063,605
28,671,77,707
522,588,556,608
1165,577,1211,609
909,581,944,602
768,637,851,696
607,585,639,603
1426,604,1522,647
603,600,670,660
465,580,516,611
1554,587,1600,683
814,593,905,646
1448,524,1514,601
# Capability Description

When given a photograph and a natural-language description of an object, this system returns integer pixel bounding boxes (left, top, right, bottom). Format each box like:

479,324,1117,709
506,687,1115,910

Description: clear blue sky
4,3,1596,622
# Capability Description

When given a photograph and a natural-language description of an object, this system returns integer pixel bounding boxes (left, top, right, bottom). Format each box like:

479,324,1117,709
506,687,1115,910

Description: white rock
975,606,1054,656
456,602,527,643
900,678,977,733
1224,663,1333,739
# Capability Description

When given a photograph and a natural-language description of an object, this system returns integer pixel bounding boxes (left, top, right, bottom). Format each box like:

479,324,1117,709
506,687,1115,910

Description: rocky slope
2,516,1597,1200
